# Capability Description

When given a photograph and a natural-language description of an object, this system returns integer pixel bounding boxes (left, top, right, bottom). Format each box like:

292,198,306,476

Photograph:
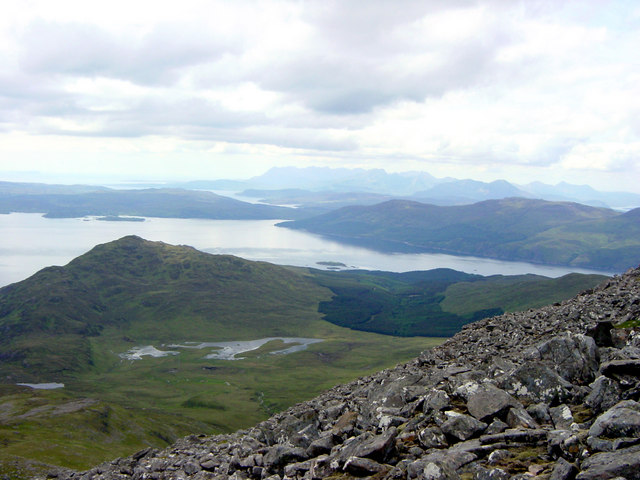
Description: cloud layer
1,0,639,190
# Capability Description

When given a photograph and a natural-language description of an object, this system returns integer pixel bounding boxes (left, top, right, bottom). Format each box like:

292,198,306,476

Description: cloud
0,0,639,192
18,20,238,86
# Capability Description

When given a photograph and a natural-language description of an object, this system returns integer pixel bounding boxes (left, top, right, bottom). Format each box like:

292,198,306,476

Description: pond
120,337,324,361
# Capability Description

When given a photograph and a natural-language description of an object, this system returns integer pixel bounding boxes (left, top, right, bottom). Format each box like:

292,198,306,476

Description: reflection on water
0,213,611,287
119,345,180,360
120,338,324,361
170,337,324,360
16,382,65,389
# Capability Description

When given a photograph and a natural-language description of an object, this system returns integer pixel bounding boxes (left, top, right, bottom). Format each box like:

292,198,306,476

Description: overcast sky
1,0,639,192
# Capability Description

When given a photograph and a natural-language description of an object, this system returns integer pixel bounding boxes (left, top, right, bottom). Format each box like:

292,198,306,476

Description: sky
0,0,639,192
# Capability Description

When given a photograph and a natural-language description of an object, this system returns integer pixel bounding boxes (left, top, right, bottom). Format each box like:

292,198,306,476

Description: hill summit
49,265,640,480
0,235,329,382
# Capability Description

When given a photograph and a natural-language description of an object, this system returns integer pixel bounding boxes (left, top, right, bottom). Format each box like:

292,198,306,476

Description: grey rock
526,333,599,384
283,458,314,477
486,449,511,465
183,461,200,475
335,428,398,466
423,389,451,414
263,445,307,469
466,383,520,422
506,406,539,429
585,376,622,414
480,428,547,445
527,402,553,424
418,427,448,449
343,456,388,476
576,444,640,480
306,433,336,457
550,404,575,430
407,458,461,480
550,458,577,480
484,419,509,435
600,359,640,377
472,466,510,480
441,414,487,441
501,363,572,404
330,410,358,438
547,429,582,460
588,400,640,439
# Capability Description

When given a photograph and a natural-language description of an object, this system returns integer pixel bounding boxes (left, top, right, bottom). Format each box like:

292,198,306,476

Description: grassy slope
279,198,639,270
0,236,332,381
311,269,607,337
0,237,435,476
440,273,608,316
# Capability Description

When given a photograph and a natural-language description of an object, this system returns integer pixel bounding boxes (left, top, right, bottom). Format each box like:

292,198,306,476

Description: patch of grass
0,324,438,475
440,273,607,316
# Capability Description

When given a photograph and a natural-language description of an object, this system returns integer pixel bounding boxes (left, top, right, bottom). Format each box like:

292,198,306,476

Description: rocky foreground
48,267,640,480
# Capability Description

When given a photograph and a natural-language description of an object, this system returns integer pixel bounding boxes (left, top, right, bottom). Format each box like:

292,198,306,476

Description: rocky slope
45,267,640,480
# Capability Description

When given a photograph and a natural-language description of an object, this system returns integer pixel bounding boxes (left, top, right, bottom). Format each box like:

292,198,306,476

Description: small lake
16,383,65,389
120,338,324,361
0,213,610,287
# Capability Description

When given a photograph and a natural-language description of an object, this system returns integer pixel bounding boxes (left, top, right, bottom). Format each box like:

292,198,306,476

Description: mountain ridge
279,197,640,271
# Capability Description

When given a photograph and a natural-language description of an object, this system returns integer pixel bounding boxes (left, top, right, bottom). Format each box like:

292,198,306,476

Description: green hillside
0,237,435,475
0,235,331,381
279,198,639,270
311,269,606,336
0,237,608,475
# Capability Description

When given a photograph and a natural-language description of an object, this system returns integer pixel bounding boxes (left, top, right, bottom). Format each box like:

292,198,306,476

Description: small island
316,261,347,267
96,216,145,222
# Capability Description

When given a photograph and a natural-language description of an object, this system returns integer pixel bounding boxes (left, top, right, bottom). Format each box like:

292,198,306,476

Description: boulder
550,405,575,430
407,458,461,480
501,363,572,404
334,428,398,467
588,400,640,439
441,414,487,441
549,458,577,480
584,376,622,414
472,466,510,480
466,383,520,422
526,333,599,385
418,427,448,449
527,403,553,425
576,444,640,480
423,389,451,414
263,445,307,469
506,407,538,429
343,456,388,476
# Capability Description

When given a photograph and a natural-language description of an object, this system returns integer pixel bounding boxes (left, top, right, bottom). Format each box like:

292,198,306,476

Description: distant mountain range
167,167,640,209
279,198,640,271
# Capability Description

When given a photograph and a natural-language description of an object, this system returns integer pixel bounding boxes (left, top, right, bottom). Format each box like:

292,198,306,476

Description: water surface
0,213,610,287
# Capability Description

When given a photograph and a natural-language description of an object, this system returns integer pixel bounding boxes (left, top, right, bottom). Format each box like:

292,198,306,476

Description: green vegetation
440,273,607,316
0,236,608,476
311,269,606,336
0,237,436,475
279,198,640,271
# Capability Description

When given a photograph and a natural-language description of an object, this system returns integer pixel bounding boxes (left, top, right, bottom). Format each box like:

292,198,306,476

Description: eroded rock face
44,266,640,480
